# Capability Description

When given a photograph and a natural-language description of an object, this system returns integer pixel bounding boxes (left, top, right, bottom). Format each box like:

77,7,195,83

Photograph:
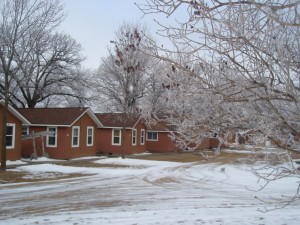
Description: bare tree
0,0,64,170
94,22,153,158
6,32,85,108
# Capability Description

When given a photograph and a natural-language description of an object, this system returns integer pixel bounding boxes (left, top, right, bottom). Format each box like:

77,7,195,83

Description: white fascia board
100,127,132,130
70,108,104,128
0,100,31,124
147,130,171,133
132,117,142,129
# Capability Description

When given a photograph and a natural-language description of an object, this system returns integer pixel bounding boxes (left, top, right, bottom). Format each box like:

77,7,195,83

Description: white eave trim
132,117,142,129
0,100,30,124
70,108,104,128
147,130,171,133
100,126,133,129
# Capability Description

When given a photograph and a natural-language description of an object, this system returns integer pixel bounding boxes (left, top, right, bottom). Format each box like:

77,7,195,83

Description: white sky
60,0,163,70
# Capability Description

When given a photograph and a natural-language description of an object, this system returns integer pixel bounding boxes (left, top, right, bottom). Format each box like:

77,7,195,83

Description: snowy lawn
0,157,299,225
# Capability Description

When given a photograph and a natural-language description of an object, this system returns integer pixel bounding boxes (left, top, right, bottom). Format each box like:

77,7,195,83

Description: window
47,127,57,147
22,126,29,136
72,126,80,147
87,127,94,146
112,129,121,145
147,131,158,141
132,129,137,146
140,129,145,145
6,123,15,149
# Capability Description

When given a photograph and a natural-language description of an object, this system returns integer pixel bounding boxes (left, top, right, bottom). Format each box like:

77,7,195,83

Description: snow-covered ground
0,157,299,225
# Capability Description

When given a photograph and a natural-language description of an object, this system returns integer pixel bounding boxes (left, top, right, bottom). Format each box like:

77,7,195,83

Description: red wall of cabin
0,106,22,161
96,121,147,155
21,113,98,159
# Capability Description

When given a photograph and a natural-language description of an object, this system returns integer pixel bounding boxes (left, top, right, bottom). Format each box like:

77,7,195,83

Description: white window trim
112,129,121,146
72,126,80,148
146,131,158,141
6,123,15,149
132,129,137,146
140,129,145,145
46,127,57,148
86,126,94,147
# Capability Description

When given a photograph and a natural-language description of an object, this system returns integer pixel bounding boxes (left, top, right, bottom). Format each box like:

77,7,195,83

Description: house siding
146,132,178,153
96,121,147,155
146,132,219,152
0,106,22,161
22,126,70,159
21,113,98,159
192,138,220,150
69,114,98,159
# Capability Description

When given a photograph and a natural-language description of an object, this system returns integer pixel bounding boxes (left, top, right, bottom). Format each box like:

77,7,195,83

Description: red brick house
18,107,103,159
95,113,147,155
145,121,179,153
0,100,30,161
145,120,220,152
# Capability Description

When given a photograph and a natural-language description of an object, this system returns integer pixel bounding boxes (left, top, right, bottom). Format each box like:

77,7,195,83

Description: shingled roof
18,107,102,127
95,113,141,128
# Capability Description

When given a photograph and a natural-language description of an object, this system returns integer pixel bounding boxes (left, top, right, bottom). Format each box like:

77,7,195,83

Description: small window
87,127,94,146
72,126,80,147
146,131,158,141
140,129,145,145
132,129,137,146
6,123,15,149
22,126,29,136
47,127,57,147
112,129,121,145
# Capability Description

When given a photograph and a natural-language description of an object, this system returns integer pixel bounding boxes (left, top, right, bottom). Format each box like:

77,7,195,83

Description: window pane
114,137,120,144
73,128,79,136
73,137,78,145
147,132,152,140
114,130,120,137
6,136,13,146
48,136,55,145
141,130,144,144
6,126,13,135
88,136,92,144
153,132,158,140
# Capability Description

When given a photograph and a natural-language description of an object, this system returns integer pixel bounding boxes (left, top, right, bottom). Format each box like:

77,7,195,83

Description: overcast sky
60,0,162,70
